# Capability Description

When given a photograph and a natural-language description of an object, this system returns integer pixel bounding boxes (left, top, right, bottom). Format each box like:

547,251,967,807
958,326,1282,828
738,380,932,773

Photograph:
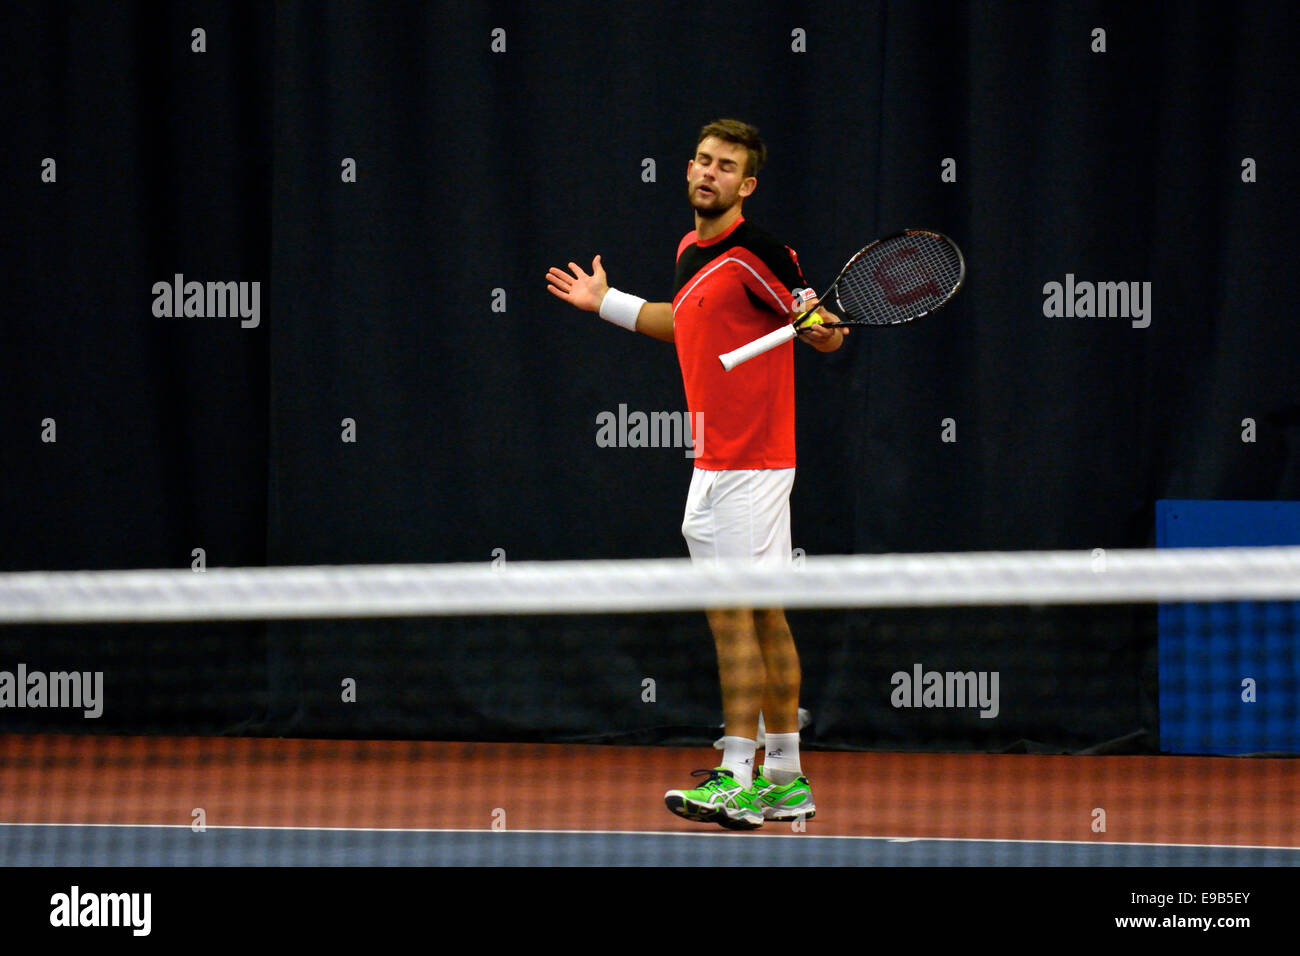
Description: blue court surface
3,823,1297,866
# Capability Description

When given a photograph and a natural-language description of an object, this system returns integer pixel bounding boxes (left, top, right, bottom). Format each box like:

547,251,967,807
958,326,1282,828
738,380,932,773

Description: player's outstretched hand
546,255,610,313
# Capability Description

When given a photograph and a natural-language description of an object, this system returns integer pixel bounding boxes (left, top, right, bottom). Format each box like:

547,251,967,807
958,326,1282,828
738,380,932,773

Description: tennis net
1,546,1298,868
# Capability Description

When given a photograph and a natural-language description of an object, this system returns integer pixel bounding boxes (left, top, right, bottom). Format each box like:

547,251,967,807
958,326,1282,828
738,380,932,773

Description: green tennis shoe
664,768,764,830
752,766,817,821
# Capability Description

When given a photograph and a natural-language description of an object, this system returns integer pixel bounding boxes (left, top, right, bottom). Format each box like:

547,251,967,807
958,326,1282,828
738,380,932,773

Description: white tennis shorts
681,467,795,568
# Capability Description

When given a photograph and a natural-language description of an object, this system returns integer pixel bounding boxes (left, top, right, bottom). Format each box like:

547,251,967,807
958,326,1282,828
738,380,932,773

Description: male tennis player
546,119,843,829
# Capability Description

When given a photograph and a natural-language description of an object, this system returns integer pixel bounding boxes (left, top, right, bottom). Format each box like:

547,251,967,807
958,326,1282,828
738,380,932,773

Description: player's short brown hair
696,119,767,178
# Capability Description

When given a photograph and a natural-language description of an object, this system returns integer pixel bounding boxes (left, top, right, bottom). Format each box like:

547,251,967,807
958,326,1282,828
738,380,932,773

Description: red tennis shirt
672,217,808,470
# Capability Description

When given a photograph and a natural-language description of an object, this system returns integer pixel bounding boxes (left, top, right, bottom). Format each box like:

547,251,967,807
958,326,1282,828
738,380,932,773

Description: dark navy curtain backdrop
4,2,1297,749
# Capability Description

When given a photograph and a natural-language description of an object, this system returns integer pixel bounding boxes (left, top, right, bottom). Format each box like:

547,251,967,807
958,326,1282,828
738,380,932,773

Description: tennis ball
797,313,825,329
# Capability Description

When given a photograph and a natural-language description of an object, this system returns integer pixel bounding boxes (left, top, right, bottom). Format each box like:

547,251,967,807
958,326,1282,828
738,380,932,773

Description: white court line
1,822,1297,853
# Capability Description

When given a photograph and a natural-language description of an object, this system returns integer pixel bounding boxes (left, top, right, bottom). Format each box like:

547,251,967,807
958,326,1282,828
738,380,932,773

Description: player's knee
707,608,753,640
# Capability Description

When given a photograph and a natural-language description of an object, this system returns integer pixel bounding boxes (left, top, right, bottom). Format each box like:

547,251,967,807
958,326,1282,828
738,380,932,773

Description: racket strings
836,234,963,325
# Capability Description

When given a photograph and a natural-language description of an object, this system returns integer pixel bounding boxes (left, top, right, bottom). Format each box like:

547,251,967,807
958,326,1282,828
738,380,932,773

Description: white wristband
598,287,646,331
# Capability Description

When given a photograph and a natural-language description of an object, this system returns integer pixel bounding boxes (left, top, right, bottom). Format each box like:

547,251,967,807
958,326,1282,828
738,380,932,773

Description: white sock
763,732,801,784
720,736,757,789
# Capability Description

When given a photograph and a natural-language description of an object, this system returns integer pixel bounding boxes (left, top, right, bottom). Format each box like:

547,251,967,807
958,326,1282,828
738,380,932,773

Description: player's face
687,137,756,217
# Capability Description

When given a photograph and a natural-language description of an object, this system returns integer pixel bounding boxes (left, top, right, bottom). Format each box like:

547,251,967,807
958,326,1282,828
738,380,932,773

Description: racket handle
719,324,798,371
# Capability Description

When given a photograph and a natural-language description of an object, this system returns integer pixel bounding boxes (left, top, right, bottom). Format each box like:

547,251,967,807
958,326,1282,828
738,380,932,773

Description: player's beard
688,182,737,219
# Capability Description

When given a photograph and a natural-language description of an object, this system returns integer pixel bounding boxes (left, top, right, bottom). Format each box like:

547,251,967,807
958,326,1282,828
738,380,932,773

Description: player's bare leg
751,607,816,820
707,608,764,745
754,608,800,734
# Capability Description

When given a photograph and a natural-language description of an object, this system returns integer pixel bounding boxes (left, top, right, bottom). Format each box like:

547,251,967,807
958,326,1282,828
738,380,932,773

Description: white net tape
2,546,1300,623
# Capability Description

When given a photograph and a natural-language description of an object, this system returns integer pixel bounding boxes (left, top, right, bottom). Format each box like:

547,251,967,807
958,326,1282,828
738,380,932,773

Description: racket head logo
872,246,942,307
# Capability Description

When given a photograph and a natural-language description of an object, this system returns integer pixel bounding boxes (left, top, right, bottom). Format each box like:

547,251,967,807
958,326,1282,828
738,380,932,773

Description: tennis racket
718,229,966,371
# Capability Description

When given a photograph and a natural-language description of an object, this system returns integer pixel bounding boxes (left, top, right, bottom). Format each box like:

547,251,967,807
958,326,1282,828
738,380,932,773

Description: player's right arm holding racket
546,255,676,342
719,230,966,369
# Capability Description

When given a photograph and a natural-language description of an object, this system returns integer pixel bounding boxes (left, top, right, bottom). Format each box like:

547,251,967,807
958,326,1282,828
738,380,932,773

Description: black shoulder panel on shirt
736,222,807,292
673,220,807,297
